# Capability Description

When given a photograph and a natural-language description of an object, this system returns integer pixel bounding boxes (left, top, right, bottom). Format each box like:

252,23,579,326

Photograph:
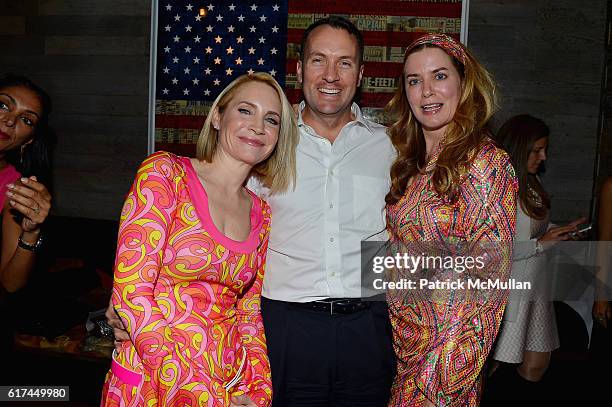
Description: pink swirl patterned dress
101,152,272,407
386,141,517,406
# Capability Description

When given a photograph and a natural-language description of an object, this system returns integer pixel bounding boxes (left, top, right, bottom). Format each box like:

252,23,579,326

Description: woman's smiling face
404,47,462,140
212,80,282,166
0,85,43,152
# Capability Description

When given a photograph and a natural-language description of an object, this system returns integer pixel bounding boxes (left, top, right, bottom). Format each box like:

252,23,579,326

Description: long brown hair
385,36,497,205
496,114,550,219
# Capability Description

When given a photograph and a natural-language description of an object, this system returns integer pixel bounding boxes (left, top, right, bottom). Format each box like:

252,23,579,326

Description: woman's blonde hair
196,72,298,193
385,35,498,205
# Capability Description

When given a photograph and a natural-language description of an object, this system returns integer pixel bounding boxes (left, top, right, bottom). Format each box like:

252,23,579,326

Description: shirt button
330,272,336,277
329,203,334,209
329,237,334,242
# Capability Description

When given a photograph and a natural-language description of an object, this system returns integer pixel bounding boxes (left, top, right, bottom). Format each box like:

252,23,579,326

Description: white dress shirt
250,102,395,302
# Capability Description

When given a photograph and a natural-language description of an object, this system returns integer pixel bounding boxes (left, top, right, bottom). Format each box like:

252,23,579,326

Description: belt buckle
332,298,346,315
315,299,339,315
329,298,347,315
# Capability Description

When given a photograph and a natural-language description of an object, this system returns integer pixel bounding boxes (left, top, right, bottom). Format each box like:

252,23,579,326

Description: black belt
290,298,371,315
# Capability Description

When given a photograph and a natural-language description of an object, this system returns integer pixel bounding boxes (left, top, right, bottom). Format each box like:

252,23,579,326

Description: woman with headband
384,34,517,405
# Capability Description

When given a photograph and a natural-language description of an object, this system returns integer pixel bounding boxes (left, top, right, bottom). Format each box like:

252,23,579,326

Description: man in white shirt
257,16,396,407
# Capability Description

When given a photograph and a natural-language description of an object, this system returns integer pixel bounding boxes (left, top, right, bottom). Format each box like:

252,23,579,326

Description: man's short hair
300,16,365,65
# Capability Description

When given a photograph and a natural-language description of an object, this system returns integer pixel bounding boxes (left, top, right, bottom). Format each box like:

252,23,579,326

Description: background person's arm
0,176,51,292
594,178,612,328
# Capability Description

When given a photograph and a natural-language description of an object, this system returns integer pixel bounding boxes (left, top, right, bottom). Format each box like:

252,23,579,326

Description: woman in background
385,34,517,405
492,114,583,388
0,74,52,373
101,72,298,407
0,74,52,294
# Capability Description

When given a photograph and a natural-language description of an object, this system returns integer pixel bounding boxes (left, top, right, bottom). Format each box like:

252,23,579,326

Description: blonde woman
101,73,298,407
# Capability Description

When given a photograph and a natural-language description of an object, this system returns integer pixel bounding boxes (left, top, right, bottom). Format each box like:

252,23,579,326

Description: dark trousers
261,297,396,407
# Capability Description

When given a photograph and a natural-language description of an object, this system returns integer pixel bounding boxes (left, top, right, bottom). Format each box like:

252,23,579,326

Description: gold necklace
527,184,543,208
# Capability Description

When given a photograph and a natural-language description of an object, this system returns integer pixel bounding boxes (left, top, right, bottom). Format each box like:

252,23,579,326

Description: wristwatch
18,232,43,253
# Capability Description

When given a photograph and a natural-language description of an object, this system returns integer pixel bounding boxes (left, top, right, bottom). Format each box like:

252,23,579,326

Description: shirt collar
297,101,374,134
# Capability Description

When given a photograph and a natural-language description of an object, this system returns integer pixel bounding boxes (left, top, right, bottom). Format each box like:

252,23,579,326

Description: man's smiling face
297,25,363,121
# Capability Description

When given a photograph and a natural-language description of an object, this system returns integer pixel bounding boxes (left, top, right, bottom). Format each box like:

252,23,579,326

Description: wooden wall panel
0,0,150,219
0,36,45,55
27,16,150,36
45,36,149,56
470,0,606,222
0,0,39,16
0,16,26,35
38,0,149,16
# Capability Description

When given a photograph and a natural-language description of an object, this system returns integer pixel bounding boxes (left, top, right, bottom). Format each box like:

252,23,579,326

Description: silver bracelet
18,232,43,253
535,240,544,256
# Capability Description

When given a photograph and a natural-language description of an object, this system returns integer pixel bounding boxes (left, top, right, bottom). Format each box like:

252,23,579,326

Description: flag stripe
156,114,206,130
287,29,459,48
288,0,462,17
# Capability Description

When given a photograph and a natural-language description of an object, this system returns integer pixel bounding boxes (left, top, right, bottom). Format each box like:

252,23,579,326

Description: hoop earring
19,144,27,166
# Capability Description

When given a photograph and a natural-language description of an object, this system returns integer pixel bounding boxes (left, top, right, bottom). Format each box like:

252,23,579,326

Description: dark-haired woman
0,74,52,294
0,74,52,372
385,34,518,405
492,114,584,384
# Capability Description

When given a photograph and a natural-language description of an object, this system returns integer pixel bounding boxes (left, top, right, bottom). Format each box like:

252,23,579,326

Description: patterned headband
405,33,467,65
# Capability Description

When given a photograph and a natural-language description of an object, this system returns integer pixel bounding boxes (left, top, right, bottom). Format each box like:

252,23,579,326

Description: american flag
154,0,463,155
